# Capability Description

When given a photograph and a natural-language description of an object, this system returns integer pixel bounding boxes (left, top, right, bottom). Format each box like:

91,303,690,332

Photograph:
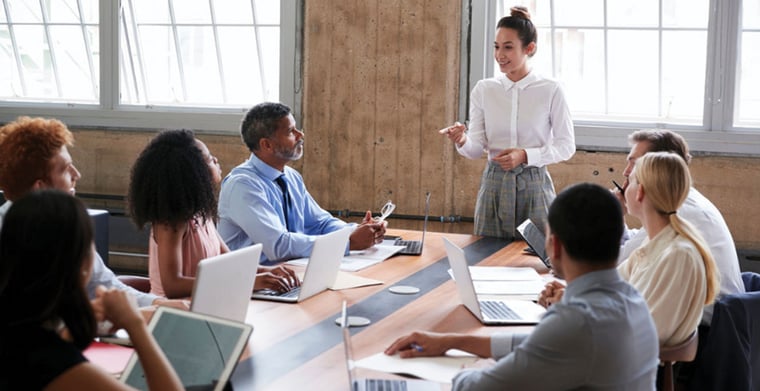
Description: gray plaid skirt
473,162,556,240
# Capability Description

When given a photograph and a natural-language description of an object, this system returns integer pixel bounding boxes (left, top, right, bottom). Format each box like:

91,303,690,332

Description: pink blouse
148,217,222,297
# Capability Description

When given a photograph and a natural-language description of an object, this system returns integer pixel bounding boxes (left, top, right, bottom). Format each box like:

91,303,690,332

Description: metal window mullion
76,0,97,99
124,0,149,103
658,0,663,118
38,0,62,97
3,0,28,95
208,0,227,103
167,0,187,102
705,0,740,132
250,0,267,97
101,0,121,109
603,0,609,115
549,0,556,77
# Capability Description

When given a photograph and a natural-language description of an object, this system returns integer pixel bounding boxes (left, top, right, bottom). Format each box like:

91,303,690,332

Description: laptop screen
121,307,252,391
516,219,550,267
419,192,431,244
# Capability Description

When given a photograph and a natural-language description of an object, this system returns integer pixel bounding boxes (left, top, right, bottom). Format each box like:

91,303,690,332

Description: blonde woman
619,151,719,347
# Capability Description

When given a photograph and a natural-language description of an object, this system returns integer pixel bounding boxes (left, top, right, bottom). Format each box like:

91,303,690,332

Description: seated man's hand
385,331,449,358
255,265,300,292
537,280,565,308
350,211,387,250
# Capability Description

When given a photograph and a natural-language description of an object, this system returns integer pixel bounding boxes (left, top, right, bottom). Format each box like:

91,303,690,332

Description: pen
410,343,424,352
612,180,624,193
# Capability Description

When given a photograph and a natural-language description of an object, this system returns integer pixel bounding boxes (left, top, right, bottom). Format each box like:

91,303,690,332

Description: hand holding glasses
374,200,396,223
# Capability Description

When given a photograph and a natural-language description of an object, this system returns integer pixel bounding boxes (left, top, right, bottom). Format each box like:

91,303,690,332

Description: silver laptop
516,219,552,269
393,192,431,255
121,306,252,391
443,237,546,325
191,244,261,322
251,227,352,303
341,301,439,391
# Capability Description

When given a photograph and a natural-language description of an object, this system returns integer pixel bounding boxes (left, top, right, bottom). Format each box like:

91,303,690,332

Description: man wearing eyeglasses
218,102,386,264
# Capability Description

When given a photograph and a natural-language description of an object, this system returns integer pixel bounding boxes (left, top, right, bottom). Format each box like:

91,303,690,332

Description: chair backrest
687,272,760,391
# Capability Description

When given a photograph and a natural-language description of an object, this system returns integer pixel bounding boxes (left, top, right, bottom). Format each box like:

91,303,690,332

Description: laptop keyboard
357,379,408,391
257,286,300,298
480,300,520,320
396,240,421,254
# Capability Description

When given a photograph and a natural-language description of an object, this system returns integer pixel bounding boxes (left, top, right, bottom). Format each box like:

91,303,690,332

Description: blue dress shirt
218,153,350,264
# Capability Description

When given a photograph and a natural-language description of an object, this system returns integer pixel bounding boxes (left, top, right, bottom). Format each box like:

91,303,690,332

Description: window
0,0,301,131
467,0,760,154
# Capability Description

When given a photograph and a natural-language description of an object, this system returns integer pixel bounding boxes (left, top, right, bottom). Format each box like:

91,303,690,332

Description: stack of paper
287,244,406,272
354,349,478,383
449,266,547,300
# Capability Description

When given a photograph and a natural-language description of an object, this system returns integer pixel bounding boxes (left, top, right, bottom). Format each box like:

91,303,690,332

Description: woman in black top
0,190,182,390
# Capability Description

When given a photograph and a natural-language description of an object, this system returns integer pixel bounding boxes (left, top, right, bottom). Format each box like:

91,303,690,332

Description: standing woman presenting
442,6,575,239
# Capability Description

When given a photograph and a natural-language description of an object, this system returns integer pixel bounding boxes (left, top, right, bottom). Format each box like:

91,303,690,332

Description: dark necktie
275,175,293,232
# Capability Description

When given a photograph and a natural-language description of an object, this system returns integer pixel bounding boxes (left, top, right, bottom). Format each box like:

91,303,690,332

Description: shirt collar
563,268,622,301
499,71,539,91
247,152,285,182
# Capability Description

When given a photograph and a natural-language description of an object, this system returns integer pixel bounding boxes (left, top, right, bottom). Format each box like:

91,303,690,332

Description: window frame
462,0,760,156
0,0,302,133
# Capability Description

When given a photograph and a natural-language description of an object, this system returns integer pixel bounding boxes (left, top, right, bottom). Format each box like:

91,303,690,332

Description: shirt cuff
490,332,515,359
524,147,540,166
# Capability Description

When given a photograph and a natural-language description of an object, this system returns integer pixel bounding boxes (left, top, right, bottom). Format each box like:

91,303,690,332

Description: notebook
251,227,352,303
393,192,431,255
341,301,439,391
443,237,546,325
190,244,261,322
121,306,252,391
516,219,551,269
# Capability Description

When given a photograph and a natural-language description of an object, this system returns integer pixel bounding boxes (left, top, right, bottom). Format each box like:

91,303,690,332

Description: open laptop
251,227,352,303
121,306,252,391
191,244,261,322
341,301,439,391
443,237,546,325
516,218,551,268
393,192,431,255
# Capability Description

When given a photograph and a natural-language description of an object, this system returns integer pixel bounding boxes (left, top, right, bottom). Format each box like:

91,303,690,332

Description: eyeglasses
375,200,396,222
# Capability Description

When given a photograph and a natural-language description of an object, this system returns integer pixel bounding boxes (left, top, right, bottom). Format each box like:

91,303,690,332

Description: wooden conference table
230,229,551,390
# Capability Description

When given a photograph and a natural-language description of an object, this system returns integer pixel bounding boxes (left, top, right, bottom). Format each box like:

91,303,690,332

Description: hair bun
510,6,531,21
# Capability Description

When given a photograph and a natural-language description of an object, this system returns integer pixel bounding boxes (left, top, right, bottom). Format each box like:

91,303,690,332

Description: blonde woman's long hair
634,151,720,305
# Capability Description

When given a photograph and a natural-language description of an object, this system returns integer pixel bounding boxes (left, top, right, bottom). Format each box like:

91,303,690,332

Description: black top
0,325,88,390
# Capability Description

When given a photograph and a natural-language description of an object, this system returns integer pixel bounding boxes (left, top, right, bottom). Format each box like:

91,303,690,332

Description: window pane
0,26,21,98
607,0,658,28
49,25,97,101
745,0,760,29
607,30,659,117
131,0,169,24
0,2,7,22
218,27,263,104
554,0,604,27
177,26,223,104
137,26,181,103
172,0,210,24
6,0,41,23
13,25,56,97
120,0,280,107
46,0,81,24
736,32,760,126
253,0,279,25
662,31,706,123
212,0,253,24
554,29,606,116
663,0,709,28
494,0,551,27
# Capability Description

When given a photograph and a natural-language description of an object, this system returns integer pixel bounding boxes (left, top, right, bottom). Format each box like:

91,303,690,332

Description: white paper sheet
287,244,406,272
354,350,478,384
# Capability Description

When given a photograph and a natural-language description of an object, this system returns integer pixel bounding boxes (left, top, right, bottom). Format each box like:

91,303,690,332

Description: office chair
687,272,760,391
659,331,698,391
117,275,151,293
